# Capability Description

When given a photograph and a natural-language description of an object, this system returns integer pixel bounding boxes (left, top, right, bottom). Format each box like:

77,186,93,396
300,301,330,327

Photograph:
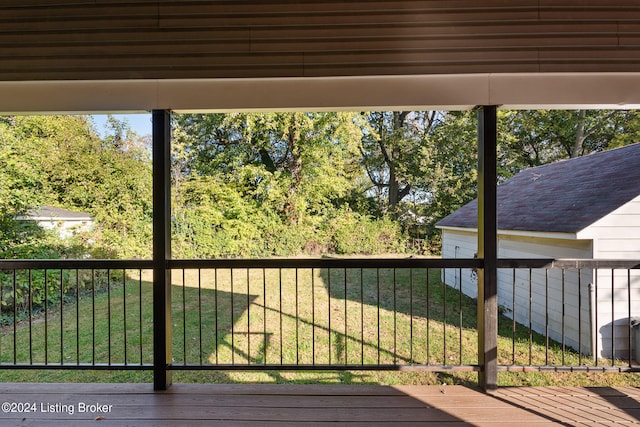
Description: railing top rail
168,257,482,269
1,257,638,270
0,259,154,269
497,258,640,269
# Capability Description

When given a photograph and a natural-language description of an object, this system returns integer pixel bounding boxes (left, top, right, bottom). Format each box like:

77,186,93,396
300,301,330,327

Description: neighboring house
436,143,640,360
17,206,93,239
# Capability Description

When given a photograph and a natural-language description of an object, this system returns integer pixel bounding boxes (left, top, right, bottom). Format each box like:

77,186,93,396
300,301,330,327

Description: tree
0,117,45,219
360,111,442,214
0,115,152,258
173,112,364,225
499,110,640,178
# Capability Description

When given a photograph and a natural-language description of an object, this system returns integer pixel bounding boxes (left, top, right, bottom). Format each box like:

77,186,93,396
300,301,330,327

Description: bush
0,268,115,325
329,211,406,255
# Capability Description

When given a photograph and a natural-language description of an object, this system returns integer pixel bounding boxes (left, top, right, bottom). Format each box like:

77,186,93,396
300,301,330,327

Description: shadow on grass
319,267,586,369
171,280,259,366
321,267,478,330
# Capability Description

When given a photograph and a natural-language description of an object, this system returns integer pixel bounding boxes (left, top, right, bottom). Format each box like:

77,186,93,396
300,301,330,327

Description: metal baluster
562,269,566,366
311,268,316,366
231,268,235,364
545,268,549,365
76,269,80,365
344,267,347,365
123,269,127,365
108,269,112,365
263,268,267,366
426,268,430,365
60,269,64,365
360,268,364,366
248,268,251,366
29,269,33,365
512,269,516,365
528,268,532,366
139,270,143,365
578,268,582,366
45,269,48,365
182,269,186,365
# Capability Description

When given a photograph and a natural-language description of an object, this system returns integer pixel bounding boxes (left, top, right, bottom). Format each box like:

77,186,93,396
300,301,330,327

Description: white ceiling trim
1,73,639,114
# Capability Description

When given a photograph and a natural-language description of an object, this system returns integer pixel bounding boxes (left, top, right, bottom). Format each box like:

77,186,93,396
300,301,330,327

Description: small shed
17,206,93,239
436,143,640,359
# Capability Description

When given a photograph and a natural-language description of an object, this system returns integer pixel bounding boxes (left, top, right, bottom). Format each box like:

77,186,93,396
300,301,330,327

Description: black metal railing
441,259,640,373
0,258,638,379
495,259,640,373
0,260,153,370
168,258,480,372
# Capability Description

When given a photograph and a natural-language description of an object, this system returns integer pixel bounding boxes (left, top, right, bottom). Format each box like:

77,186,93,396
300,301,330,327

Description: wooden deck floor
0,383,638,426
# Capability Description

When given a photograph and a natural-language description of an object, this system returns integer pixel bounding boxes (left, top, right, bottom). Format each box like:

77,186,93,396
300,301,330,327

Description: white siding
580,196,640,254
580,197,640,359
592,270,640,359
440,229,478,298
36,219,93,239
441,228,595,355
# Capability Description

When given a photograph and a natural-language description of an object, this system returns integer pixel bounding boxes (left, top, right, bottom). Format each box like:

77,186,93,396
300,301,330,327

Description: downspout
589,239,597,362
589,281,596,362
454,245,460,290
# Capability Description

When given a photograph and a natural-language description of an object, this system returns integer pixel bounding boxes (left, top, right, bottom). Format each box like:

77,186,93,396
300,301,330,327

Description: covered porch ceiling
2,2,639,114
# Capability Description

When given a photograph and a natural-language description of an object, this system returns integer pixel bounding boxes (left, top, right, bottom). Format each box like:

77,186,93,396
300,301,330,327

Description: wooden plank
0,384,637,425
496,387,640,425
0,406,459,423
1,393,431,408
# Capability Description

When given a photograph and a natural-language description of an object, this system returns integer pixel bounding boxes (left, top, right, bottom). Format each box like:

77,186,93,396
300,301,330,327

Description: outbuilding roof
19,206,92,222
436,143,640,234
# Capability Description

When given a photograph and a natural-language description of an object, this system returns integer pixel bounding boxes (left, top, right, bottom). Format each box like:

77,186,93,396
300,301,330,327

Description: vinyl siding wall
1,1,639,81
441,228,595,356
581,196,640,359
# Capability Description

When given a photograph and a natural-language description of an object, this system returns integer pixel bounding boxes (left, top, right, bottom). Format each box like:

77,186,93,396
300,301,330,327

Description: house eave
437,225,580,241
2,72,640,114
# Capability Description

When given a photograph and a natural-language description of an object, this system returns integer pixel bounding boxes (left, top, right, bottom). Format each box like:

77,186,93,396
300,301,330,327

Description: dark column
477,106,498,392
152,110,172,390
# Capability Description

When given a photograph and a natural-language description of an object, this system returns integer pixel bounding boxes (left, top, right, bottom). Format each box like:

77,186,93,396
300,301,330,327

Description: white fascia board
1,73,640,114
437,225,578,241
18,215,92,222
491,73,640,110
436,225,479,233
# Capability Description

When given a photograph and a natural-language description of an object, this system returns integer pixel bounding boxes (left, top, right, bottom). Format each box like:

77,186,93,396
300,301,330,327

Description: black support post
152,110,172,390
477,106,498,392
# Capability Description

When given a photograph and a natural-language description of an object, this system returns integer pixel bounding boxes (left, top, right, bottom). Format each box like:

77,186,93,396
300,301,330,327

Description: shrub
329,211,406,255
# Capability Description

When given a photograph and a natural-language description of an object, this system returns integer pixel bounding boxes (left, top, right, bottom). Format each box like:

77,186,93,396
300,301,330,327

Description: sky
90,113,152,138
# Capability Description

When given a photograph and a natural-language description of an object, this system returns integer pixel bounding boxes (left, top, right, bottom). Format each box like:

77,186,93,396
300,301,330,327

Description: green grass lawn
0,267,638,386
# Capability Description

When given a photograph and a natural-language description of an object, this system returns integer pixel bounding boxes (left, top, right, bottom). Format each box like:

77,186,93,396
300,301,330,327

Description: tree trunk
572,109,587,158
388,164,399,209
387,112,408,211
285,115,303,224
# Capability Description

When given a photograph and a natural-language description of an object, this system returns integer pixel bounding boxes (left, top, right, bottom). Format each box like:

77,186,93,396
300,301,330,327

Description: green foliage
0,115,152,259
172,112,386,257
173,112,364,224
0,118,45,222
498,109,640,179
173,175,272,258
171,175,405,258
0,266,118,325
3,110,640,261
423,111,478,225
329,210,406,255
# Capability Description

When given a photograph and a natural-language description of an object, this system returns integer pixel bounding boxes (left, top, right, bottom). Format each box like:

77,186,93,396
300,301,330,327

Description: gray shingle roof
25,206,92,221
436,143,640,233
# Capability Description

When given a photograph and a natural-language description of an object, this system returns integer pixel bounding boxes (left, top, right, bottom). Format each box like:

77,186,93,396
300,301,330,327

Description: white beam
1,73,639,114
